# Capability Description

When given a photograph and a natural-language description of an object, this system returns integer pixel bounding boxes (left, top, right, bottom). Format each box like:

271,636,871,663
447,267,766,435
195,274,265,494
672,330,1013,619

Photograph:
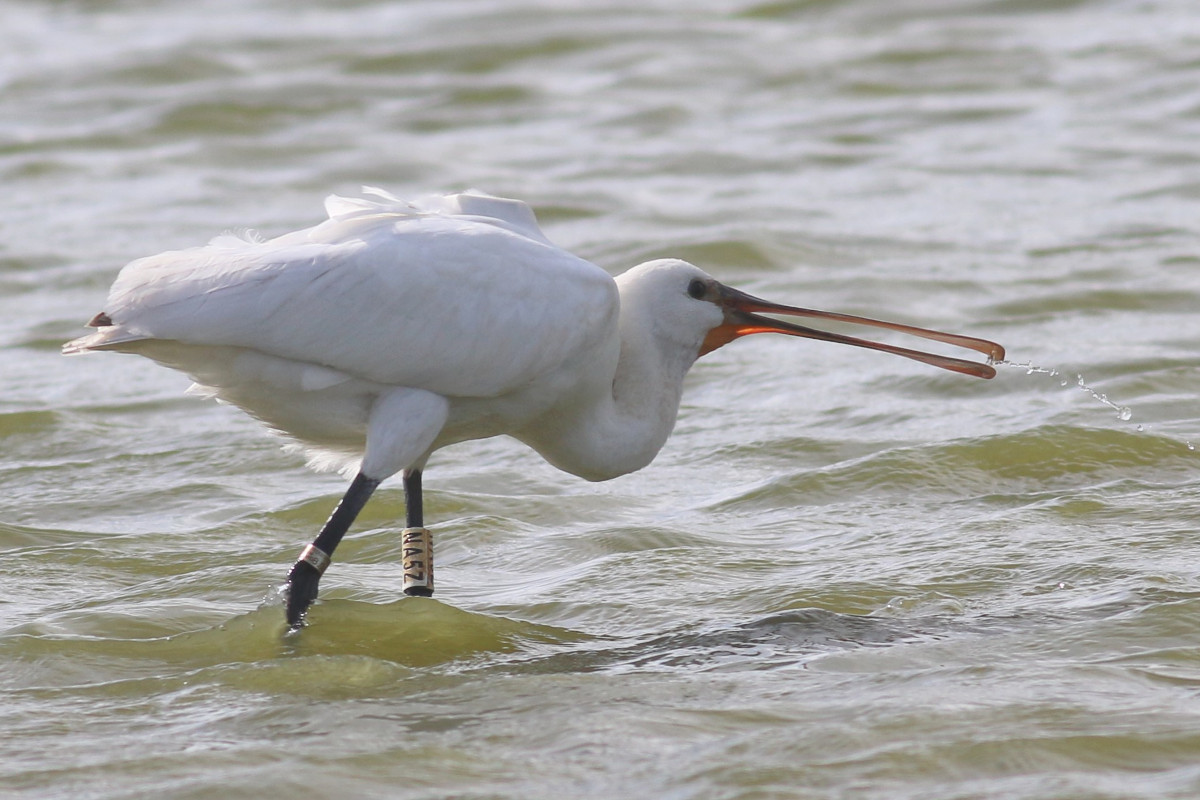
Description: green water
3,1,1199,798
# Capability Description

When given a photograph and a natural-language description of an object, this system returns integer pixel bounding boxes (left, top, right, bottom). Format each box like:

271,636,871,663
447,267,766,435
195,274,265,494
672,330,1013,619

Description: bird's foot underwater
284,560,322,629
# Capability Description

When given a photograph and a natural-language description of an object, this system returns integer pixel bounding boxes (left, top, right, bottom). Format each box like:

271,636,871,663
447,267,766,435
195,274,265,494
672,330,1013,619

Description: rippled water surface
3,1,1200,798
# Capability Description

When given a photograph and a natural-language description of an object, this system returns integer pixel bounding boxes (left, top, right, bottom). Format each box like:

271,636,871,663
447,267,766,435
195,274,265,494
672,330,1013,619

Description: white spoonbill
64,188,1004,628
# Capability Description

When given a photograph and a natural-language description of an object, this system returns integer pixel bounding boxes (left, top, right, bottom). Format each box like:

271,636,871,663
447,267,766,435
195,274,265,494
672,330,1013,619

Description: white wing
69,191,619,399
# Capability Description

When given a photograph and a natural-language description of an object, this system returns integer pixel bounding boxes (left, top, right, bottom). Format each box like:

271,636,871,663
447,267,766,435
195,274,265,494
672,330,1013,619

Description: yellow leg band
401,527,433,595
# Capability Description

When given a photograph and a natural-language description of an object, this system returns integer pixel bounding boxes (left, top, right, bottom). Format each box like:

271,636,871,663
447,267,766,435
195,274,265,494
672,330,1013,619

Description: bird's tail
62,313,148,354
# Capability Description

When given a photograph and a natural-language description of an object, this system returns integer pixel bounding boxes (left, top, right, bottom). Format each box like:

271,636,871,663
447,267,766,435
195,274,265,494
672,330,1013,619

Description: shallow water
3,1,1200,798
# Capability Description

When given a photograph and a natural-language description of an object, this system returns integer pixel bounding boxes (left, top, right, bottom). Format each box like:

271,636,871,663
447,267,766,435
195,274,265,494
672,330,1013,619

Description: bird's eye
687,278,706,299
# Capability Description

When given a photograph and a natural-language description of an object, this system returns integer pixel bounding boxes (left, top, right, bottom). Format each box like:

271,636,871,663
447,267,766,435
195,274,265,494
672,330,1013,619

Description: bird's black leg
401,469,433,597
284,471,381,628
404,469,423,528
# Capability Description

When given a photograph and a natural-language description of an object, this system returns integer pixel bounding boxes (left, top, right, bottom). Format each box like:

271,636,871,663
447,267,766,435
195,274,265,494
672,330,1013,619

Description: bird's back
66,190,620,400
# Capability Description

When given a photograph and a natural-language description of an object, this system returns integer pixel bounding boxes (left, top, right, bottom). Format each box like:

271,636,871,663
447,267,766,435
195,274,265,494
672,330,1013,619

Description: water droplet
1136,424,1144,432
1118,407,1132,421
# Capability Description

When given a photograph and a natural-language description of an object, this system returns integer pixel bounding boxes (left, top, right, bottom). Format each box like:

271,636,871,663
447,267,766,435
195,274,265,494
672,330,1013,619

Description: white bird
64,188,1004,628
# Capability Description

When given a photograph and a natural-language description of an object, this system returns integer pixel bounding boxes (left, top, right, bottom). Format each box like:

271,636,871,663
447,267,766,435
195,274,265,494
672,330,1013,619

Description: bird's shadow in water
498,608,948,675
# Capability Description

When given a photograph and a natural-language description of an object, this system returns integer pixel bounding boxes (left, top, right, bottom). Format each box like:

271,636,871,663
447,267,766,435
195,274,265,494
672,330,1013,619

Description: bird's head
620,259,1004,379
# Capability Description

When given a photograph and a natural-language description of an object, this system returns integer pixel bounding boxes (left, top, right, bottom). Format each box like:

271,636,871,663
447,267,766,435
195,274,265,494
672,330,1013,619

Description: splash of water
993,359,1195,451
996,360,1131,419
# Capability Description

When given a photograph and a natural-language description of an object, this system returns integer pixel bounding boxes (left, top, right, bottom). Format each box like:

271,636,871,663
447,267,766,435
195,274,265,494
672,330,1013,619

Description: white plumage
67,189,633,479
65,187,1003,626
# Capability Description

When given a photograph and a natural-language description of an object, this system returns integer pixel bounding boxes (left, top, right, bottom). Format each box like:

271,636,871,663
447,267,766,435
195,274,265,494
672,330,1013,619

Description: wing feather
75,192,618,398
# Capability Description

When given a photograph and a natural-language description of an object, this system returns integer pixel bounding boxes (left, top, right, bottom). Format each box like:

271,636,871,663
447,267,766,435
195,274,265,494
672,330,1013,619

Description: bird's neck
518,316,699,482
